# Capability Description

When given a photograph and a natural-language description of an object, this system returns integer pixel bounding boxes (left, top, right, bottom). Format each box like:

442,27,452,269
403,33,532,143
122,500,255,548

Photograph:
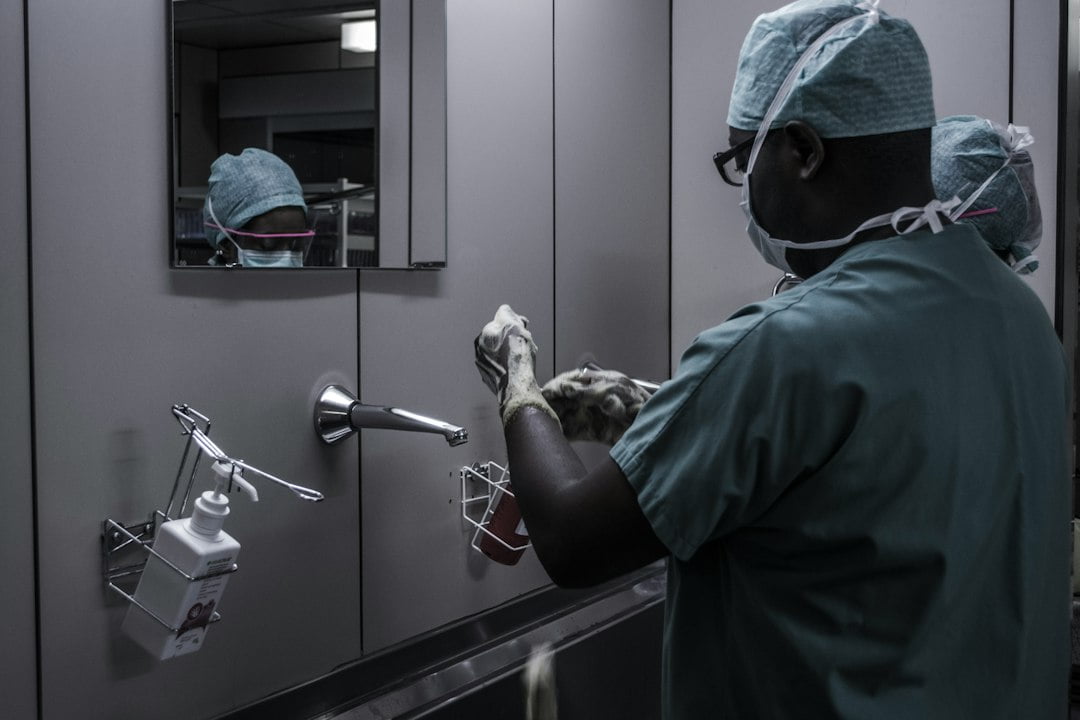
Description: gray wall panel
358,0,556,653
29,2,361,718
670,0,780,365
553,0,671,385
0,2,38,718
410,0,448,266
379,0,411,268
671,0,1014,368
888,1,1010,121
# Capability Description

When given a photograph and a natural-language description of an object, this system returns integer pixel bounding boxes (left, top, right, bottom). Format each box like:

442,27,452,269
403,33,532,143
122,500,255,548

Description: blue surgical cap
203,148,308,249
931,115,1041,273
728,0,935,138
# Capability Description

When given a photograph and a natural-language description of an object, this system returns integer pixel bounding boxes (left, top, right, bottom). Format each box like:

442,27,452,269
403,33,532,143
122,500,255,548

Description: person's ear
784,121,825,181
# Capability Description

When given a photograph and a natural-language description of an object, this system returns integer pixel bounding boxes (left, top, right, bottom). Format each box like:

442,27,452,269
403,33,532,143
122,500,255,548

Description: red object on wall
478,486,529,565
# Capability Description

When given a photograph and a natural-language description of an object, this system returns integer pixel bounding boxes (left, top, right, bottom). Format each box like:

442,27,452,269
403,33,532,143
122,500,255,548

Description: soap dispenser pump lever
172,405,325,503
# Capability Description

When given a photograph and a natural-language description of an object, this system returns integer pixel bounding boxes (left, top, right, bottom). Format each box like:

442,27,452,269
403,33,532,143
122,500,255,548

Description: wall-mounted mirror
169,0,447,270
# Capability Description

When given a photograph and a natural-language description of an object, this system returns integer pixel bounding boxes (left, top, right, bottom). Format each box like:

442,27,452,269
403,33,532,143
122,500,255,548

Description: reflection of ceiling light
339,9,376,20
341,20,376,53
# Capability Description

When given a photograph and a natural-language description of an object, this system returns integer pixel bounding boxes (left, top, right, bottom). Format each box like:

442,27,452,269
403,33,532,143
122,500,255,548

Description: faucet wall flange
314,385,359,445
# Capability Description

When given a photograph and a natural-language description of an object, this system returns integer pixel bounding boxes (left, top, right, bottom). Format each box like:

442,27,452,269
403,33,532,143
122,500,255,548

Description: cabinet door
358,0,672,652
359,0,557,653
28,2,362,717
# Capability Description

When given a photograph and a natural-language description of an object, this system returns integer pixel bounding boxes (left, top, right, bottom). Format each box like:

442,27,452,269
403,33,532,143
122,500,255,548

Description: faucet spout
313,384,468,446
350,404,469,446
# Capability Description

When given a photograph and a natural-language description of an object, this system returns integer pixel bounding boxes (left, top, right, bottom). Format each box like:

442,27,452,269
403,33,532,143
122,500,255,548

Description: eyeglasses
712,135,756,187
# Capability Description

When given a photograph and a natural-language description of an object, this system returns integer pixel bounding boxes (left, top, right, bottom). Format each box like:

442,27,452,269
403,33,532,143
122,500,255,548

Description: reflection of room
172,1,378,267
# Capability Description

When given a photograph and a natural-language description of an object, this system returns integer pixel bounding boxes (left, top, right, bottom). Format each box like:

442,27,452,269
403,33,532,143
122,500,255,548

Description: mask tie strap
1001,123,1034,153
854,0,881,23
205,196,236,247
891,198,960,235
203,225,316,240
1011,254,1039,275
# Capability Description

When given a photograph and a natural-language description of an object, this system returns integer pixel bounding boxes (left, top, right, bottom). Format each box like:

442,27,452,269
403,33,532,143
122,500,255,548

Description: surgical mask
232,243,304,268
741,1,955,274
205,196,313,268
741,186,959,275
947,122,1040,275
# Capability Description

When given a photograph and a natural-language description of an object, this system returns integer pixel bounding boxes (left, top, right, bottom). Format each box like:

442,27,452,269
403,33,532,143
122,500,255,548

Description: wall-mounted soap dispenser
103,404,324,661
121,461,255,660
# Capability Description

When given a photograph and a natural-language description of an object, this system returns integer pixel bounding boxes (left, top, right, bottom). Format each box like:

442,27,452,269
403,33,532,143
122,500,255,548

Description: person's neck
834,173,936,224
789,180,939,278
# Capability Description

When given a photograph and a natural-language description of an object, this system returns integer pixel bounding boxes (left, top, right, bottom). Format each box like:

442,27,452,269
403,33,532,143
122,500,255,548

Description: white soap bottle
121,461,257,660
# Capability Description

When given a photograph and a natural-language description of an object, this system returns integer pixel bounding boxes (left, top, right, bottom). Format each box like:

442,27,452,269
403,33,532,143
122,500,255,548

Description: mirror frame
167,0,447,271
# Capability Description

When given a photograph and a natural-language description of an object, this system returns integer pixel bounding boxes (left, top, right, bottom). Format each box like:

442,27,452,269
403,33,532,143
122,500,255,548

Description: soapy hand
541,367,651,446
474,304,535,397
474,305,560,426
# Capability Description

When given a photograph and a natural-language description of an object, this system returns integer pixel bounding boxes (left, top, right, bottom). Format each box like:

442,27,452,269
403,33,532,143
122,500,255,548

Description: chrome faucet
313,385,468,447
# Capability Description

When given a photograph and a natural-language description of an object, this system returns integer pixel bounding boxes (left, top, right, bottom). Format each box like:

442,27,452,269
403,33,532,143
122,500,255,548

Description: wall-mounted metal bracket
460,461,530,556
101,513,160,583
102,514,235,632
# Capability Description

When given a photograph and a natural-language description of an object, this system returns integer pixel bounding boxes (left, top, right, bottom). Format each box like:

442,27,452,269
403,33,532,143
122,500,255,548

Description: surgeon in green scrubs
473,1,1071,718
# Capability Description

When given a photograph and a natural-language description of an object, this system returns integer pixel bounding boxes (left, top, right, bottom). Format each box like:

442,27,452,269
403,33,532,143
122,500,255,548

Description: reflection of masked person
203,148,313,268
931,116,1042,274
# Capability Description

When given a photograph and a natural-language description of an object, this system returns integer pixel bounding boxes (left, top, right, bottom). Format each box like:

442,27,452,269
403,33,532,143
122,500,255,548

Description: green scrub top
611,224,1071,719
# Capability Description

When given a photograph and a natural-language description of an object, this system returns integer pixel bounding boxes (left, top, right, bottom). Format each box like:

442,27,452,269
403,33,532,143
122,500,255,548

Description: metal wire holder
459,461,530,556
102,518,236,632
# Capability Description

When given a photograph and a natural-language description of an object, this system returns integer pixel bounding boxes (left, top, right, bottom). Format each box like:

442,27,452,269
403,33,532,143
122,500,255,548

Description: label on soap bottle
162,570,230,658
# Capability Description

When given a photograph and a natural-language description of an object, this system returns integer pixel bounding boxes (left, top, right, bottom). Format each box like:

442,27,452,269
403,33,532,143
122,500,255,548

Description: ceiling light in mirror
342,20,377,53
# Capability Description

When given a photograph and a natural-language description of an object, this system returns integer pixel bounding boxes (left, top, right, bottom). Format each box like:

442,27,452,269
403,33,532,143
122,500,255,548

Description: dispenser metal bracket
102,513,160,581
459,461,530,555
102,516,235,632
